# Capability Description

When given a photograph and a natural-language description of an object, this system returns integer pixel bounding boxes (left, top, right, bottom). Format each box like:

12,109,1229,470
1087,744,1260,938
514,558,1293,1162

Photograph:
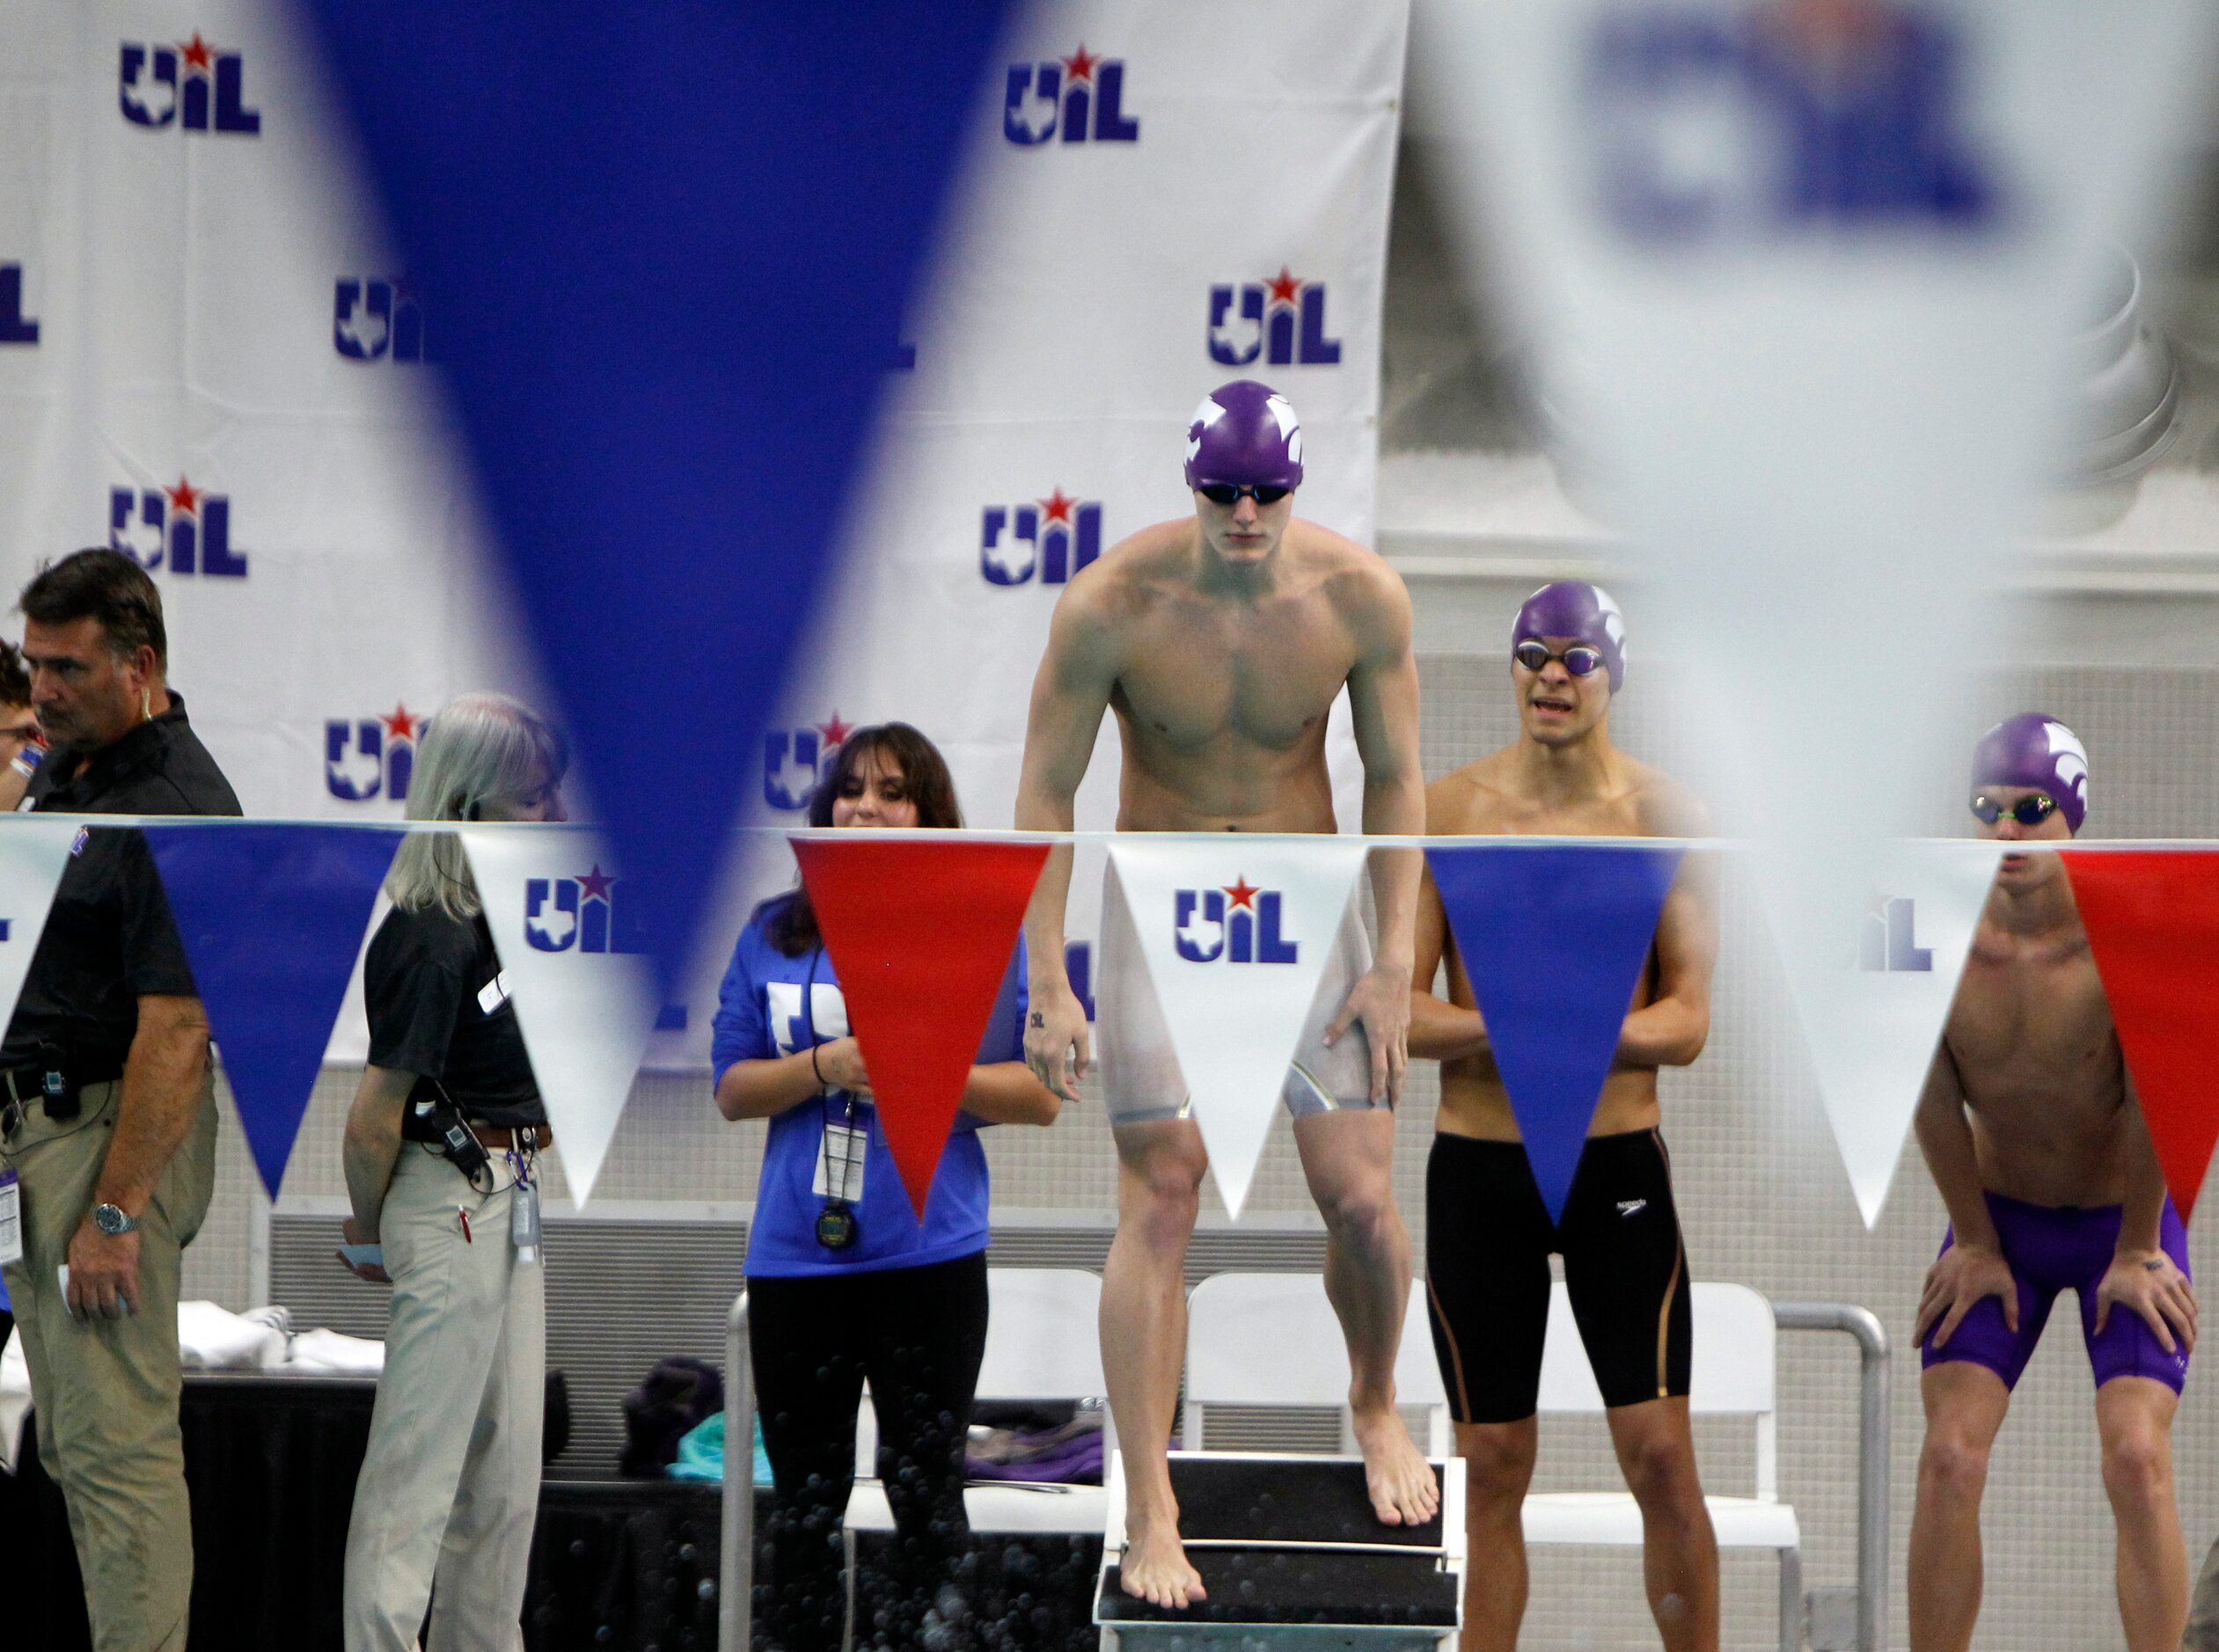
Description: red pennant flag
2062,850,2219,1222
792,837,1049,1215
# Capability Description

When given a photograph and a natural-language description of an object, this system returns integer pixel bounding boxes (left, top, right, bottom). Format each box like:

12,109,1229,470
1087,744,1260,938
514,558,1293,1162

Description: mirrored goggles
1196,482,1290,507
1970,792,2057,827
1512,640,1606,677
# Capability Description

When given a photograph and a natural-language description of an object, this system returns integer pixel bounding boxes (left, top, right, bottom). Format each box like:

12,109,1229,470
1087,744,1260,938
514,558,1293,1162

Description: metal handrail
1774,1300,1890,1652
721,1290,753,1652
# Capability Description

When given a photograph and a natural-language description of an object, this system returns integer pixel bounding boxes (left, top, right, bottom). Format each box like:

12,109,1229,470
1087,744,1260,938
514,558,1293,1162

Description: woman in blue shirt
714,722,1059,1652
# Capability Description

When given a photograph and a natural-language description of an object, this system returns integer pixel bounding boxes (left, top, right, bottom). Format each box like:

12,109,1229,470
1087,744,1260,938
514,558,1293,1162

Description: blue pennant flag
291,2,1017,1000
1426,844,1683,1221
146,826,401,1198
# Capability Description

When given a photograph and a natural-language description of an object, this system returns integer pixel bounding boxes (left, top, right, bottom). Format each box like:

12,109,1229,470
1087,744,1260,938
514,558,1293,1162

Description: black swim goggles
1196,482,1291,506
1513,640,1607,676
1969,791,2058,827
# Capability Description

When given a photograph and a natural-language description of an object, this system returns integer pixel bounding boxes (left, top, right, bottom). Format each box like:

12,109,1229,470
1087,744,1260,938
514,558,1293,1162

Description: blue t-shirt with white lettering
713,896,1028,1278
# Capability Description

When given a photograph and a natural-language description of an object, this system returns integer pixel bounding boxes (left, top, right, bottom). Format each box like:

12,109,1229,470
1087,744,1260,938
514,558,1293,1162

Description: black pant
749,1251,990,1652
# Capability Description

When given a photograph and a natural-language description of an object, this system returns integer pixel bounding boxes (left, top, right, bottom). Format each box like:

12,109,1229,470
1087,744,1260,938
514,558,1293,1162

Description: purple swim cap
1184,380,1304,492
1512,581,1628,692
1972,713,2089,833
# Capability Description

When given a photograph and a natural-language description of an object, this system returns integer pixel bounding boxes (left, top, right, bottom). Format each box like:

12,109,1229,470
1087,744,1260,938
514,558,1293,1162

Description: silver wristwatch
92,1202,138,1236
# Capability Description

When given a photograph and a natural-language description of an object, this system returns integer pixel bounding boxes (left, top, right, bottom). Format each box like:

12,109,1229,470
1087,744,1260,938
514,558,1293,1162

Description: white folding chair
844,1267,1111,1540
1521,1281,1804,1652
1181,1270,1450,1455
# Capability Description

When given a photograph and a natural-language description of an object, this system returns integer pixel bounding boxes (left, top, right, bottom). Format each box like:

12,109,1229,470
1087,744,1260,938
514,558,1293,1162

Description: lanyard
802,948,862,1210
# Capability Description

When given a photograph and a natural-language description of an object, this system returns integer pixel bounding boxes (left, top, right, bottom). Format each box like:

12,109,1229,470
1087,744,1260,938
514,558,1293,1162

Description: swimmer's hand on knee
2096,1249,2198,1355
1326,963,1410,1107
1916,1241,2018,1349
1026,986,1090,1104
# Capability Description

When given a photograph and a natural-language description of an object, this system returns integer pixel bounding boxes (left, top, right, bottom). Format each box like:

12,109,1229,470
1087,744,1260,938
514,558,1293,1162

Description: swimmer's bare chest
1109,590,1353,830
1945,931,2127,1205
1432,768,1664,1141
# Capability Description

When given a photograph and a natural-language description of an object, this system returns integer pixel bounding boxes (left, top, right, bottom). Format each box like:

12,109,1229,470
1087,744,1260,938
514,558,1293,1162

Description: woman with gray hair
336,692,567,1652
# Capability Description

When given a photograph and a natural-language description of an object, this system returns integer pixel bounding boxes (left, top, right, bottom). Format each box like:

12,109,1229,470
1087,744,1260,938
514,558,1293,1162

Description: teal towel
670,1411,774,1488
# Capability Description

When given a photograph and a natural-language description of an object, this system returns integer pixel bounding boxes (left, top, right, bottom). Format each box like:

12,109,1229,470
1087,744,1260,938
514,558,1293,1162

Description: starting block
1095,1451,1464,1649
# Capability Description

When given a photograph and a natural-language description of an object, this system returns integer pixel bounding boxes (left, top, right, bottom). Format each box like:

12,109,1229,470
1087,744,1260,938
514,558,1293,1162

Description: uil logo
982,490,1102,587
0,265,36,346
107,477,249,577
764,713,853,812
526,865,647,954
1584,0,2003,245
1174,878,1300,965
1208,267,1341,369
335,278,427,362
1004,45,1139,146
326,705,420,802
1858,896,1932,973
119,33,261,134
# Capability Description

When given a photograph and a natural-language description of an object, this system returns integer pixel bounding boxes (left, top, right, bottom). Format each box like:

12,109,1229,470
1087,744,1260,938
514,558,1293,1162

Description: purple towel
965,1430,1103,1485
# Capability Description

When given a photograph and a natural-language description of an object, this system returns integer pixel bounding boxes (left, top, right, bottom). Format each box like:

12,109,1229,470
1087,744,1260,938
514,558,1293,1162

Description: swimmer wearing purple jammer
1908,713,2197,1652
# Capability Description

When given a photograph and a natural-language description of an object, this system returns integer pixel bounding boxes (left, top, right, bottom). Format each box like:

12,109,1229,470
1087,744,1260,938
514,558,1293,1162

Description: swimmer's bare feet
1120,1510,1207,1610
1353,1403,1440,1527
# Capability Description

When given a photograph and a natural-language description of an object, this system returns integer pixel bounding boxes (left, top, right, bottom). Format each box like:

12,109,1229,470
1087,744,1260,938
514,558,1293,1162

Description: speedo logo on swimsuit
1617,1199,1647,1217
1173,878,1299,964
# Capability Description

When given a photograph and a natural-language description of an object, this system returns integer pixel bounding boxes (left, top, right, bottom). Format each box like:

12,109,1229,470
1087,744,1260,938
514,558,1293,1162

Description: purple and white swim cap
1512,580,1627,692
1972,712,2089,833
1184,380,1304,492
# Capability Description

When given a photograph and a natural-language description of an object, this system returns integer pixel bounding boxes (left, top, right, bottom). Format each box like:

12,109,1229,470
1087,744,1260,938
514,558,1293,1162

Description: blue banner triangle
294,2,1016,1000
1426,844,1683,1221
147,826,401,1198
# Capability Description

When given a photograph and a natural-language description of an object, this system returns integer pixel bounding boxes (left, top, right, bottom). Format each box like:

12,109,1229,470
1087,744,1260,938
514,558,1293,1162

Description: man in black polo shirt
0,549,238,1652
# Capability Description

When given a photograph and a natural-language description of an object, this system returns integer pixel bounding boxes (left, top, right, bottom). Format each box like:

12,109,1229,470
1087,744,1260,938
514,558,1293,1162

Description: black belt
0,1063,122,1136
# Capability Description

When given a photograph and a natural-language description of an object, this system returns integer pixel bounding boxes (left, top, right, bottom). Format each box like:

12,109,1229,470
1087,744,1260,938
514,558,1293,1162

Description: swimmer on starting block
1410,581,1722,1652
1908,713,2196,1652
1015,378,1438,1609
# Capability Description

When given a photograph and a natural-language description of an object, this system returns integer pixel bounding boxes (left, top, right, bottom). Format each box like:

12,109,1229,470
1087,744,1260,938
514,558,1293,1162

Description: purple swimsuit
1922,1191,2192,1393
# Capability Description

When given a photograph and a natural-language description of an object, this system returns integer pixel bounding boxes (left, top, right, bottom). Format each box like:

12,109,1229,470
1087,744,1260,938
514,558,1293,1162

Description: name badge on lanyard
812,1121,868,1202
0,1168,20,1266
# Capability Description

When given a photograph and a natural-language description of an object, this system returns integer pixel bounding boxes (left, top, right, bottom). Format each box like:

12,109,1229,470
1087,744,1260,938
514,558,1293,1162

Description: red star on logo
1264,267,1303,307
817,713,853,749
575,864,616,903
1769,0,1889,51
163,476,201,515
377,703,419,743
1038,487,1076,525
179,33,215,73
1061,45,1100,84
1222,876,1260,910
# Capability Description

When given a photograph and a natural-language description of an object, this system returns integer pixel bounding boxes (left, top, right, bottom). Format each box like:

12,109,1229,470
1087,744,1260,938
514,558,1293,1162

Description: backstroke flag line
147,824,401,1198
1107,838,1370,1217
793,837,1049,1217
295,0,1022,1004
1417,0,2219,1012
1427,843,1683,1222
2062,850,2219,1223
1765,840,2002,1226
463,827,658,1204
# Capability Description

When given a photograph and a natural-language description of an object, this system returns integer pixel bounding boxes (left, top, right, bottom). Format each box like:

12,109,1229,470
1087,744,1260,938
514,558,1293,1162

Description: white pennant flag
462,827,657,1204
1107,838,1370,1217
1417,0,2219,850
1760,839,2002,1226
0,822,89,1037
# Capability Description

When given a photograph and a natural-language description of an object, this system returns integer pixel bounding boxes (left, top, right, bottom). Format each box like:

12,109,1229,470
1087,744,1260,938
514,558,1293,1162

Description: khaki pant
0,1074,218,1652
343,1146,546,1652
